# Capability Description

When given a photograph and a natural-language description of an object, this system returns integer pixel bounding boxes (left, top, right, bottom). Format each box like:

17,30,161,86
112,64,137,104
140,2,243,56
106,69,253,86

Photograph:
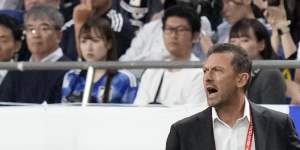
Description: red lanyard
245,114,254,150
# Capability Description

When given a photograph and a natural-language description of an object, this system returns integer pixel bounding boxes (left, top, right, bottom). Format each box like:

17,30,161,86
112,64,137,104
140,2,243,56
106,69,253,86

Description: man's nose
204,71,213,82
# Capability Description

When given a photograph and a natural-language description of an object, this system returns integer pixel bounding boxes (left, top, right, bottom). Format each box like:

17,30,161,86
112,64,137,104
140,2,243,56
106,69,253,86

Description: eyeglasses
24,25,58,35
163,26,191,36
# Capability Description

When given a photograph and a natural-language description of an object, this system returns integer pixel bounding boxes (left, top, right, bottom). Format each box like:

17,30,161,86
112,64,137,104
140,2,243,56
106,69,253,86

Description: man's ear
236,72,250,88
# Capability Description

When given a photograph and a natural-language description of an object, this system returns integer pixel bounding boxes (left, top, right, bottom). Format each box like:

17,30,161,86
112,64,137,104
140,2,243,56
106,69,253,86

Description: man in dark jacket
0,5,70,104
166,43,300,150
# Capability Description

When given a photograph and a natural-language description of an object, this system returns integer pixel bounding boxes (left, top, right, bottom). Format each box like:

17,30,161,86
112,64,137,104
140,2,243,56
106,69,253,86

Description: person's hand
264,0,288,28
73,0,94,25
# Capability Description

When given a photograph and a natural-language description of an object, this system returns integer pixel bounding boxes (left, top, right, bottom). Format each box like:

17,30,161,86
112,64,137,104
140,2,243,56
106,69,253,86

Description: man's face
163,16,193,59
222,0,248,24
25,18,61,58
24,0,60,10
203,52,241,108
0,25,20,61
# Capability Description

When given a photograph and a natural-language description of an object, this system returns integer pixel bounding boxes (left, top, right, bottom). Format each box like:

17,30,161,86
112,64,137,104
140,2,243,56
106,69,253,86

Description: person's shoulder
259,69,282,76
251,103,289,122
116,70,137,87
61,19,74,31
142,19,162,31
172,107,211,128
58,55,72,61
257,69,284,83
106,9,128,32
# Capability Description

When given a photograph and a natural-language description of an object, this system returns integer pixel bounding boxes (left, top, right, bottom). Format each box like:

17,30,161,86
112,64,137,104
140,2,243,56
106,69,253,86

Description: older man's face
25,17,61,59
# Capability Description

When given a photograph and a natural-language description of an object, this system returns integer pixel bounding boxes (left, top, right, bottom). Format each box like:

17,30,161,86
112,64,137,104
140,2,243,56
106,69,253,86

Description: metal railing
1,60,299,106
0,60,300,70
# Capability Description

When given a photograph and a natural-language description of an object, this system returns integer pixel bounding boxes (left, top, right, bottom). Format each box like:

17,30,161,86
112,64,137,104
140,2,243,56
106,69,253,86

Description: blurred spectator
120,1,213,78
254,0,300,104
59,0,80,22
61,17,137,103
118,0,163,32
0,14,22,84
253,0,299,43
217,0,260,43
61,0,135,60
0,5,70,103
229,18,287,104
177,0,223,32
134,5,207,106
253,0,296,59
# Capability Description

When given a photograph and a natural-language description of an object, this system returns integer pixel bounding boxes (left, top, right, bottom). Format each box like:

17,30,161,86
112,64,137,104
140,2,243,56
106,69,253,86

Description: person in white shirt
134,5,207,106
166,43,300,150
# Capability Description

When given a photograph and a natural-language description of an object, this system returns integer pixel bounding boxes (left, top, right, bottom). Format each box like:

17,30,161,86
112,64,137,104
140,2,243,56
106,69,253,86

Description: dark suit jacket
166,102,300,150
0,56,70,104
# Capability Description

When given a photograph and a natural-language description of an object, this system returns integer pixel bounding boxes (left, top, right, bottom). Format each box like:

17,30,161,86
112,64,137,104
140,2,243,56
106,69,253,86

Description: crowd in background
0,0,299,105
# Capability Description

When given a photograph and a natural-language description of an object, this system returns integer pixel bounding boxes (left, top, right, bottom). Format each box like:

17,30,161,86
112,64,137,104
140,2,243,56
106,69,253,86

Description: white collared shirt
212,98,255,150
29,47,64,62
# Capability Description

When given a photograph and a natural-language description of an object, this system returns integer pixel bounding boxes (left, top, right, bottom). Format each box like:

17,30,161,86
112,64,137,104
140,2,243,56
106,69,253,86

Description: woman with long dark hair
61,16,137,103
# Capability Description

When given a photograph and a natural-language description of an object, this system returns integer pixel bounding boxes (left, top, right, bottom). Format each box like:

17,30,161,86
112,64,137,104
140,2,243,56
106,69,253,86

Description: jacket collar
250,102,269,150
196,107,216,150
198,102,269,150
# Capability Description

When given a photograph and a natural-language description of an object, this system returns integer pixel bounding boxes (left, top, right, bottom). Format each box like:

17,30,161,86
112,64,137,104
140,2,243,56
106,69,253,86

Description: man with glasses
0,5,70,104
134,5,207,107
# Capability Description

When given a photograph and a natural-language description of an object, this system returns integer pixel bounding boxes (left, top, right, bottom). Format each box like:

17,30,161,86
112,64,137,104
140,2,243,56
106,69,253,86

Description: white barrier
0,104,288,150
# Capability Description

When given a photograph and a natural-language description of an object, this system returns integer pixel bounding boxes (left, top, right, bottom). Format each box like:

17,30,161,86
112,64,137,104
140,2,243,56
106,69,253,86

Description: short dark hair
0,14,22,41
162,5,200,33
230,18,277,59
208,43,252,81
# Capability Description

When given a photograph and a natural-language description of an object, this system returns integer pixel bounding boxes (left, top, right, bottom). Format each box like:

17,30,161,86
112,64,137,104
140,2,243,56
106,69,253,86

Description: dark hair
79,16,117,103
207,43,252,90
79,16,118,61
230,18,277,59
164,0,177,10
162,5,200,33
0,14,22,41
